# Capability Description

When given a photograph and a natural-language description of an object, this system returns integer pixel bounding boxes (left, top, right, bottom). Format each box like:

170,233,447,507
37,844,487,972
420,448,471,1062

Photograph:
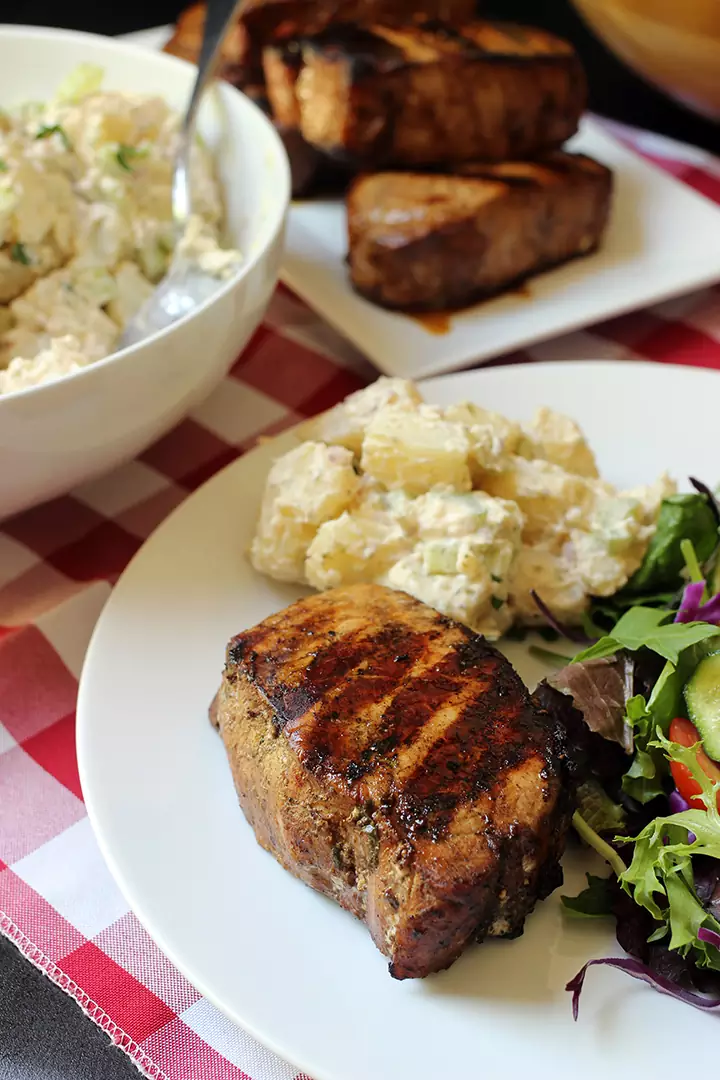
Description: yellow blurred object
571,0,720,119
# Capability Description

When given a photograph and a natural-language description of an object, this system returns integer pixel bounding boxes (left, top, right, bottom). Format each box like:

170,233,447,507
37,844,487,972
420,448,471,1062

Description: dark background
4,0,720,154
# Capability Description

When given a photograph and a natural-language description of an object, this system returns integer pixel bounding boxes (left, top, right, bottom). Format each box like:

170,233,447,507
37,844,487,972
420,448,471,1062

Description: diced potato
361,404,471,495
508,545,588,623
306,508,411,590
249,516,317,584
481,456,601,542
250,441,360,582
620,472,677,525
414,490,523,542
524,407,599,478
419,536,514,583
385,550,494,631
299,377,423,456
443,402,524,478
568,530,635,597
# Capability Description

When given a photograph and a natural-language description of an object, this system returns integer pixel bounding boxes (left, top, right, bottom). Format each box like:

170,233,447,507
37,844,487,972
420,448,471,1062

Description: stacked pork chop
166,2,612,312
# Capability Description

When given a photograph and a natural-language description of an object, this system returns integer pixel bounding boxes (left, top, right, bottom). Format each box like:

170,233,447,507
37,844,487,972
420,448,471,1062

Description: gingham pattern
0,127,719,1080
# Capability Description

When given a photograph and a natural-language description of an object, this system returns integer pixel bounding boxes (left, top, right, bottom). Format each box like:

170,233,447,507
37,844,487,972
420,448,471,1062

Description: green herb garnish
10,243,31,266
35,124,72,150
115,144,147,172
0,160,7,173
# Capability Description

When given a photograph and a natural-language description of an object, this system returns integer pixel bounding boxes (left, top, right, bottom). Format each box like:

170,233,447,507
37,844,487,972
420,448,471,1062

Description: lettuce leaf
548,654,634,752
623,493,719,596
576,779,626,834
618,733,720,971
562,873,615,917
572,607,720,666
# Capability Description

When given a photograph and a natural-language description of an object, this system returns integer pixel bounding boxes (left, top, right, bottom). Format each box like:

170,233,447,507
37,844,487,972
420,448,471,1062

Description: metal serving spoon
119,0,245,350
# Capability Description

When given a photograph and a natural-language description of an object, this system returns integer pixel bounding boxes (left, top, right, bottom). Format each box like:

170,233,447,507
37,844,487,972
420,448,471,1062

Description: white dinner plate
78,362,720,1080
123,26,720,380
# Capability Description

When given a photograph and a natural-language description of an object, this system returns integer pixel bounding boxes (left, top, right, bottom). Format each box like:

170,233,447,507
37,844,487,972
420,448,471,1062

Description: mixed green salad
534,478,720,1014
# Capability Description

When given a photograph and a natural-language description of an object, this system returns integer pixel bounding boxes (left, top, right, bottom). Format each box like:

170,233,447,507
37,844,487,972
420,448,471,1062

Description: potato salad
0,65,241,395
250,378,675,639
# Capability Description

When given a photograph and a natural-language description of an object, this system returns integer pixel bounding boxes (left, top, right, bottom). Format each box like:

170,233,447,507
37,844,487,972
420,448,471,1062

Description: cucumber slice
685,652,720,762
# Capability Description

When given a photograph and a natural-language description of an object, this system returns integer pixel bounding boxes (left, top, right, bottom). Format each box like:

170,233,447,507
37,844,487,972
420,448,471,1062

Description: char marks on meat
263,21,586,167
213,584,572,978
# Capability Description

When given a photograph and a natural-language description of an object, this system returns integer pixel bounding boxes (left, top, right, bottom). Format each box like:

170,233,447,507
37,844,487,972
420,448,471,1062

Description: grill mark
303,23,574,80
231,589,556,844
303,26,407,79
392,655,548,842
228,603,337,668
295,632,499,791
250,623,427,743
282,630,427,781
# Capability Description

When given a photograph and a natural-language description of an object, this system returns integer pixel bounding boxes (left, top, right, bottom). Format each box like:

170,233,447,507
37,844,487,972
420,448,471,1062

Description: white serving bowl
0,25,290,520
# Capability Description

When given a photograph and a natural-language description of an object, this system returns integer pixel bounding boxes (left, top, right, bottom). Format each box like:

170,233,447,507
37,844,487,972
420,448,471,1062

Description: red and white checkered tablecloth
0,124,719,1080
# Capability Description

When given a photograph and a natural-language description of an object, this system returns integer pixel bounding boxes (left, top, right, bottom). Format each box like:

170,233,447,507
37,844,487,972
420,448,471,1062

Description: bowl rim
0,23,292,405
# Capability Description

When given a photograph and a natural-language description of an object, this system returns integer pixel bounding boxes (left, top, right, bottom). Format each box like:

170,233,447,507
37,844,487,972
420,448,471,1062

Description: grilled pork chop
346,152,612,311
263,21,586,166
212,584,571,979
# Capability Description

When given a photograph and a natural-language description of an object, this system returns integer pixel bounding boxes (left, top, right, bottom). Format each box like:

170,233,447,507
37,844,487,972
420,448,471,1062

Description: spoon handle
173,0,246,228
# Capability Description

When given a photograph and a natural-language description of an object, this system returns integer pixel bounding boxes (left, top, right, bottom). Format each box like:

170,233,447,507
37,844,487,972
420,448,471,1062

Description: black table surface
0,3,718,1079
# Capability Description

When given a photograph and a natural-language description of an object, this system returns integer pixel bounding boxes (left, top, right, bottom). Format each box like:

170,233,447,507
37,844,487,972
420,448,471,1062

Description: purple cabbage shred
530,590,593,644
675,581,720,625
699,927,720,950
567,957,720,1018
668,789,690,814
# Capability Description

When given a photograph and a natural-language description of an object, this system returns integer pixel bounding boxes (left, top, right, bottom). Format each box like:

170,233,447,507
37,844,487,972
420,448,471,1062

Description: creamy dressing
250,379,676,637
0,65,241,395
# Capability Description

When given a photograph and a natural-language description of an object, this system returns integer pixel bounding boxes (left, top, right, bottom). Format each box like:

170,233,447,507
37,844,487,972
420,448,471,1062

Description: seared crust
264,21,586,166
212,584,571,979
242,0,476,38
163,3,262,91
164,6,350,197
346,152,613,311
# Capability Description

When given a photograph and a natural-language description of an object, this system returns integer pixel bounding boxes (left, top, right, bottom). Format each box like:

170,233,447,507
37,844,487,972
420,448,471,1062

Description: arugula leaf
34,123,72,150
562,873,615,917
624,494,719,596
